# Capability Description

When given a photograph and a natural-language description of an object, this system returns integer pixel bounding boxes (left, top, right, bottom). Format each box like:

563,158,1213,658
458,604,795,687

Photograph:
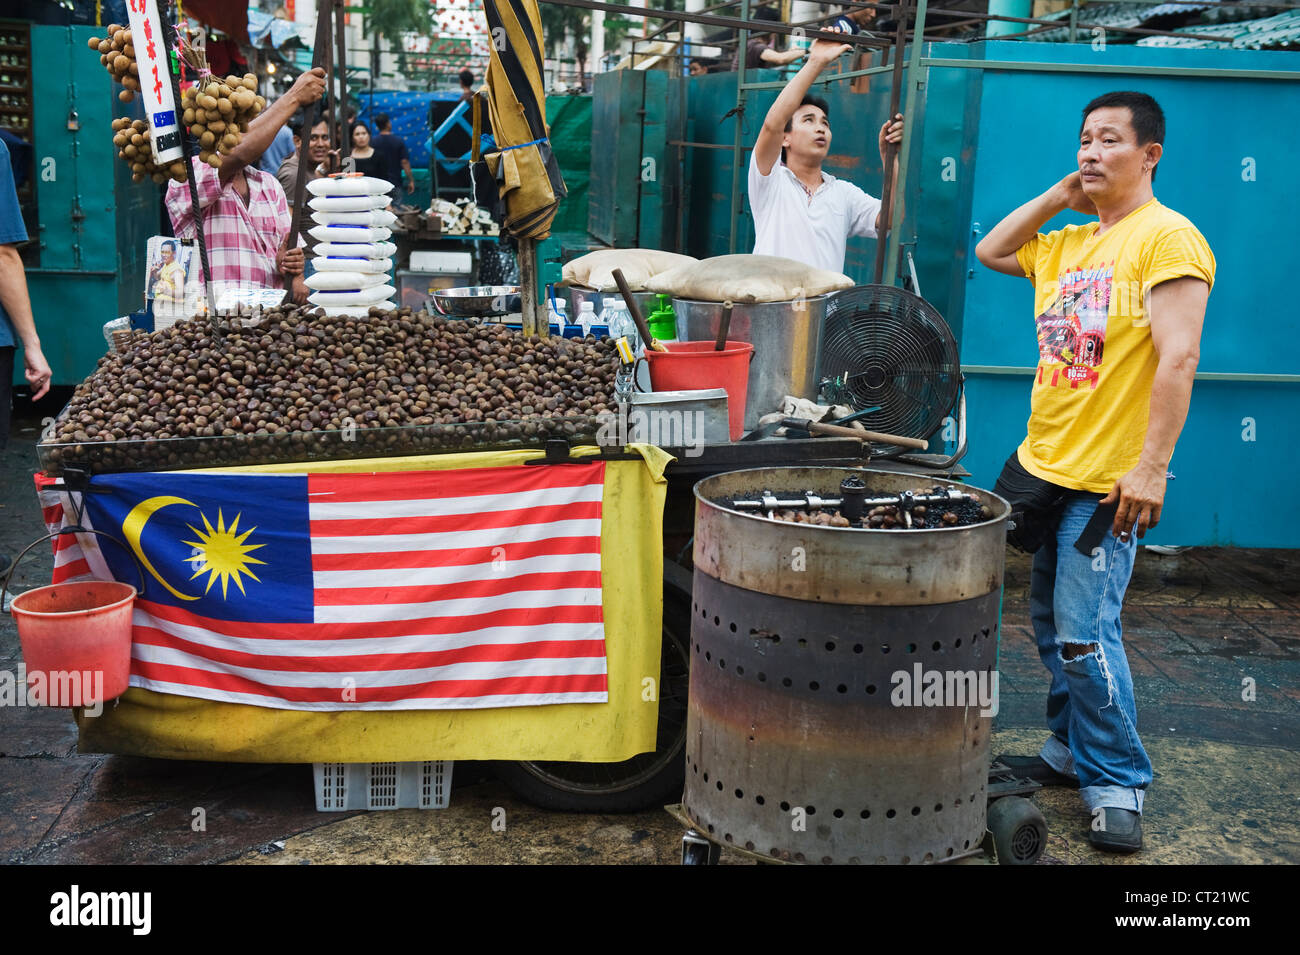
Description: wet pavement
3,409,1297,865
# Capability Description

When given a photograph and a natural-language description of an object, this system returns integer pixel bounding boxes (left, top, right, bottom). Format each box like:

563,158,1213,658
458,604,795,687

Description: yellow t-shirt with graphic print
1013,198,1215,493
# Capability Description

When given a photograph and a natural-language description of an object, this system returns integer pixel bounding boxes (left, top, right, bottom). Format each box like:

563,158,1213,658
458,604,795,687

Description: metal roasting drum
686,467,1010,864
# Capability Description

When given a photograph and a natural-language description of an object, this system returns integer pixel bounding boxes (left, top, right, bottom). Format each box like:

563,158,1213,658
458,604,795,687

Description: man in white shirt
749,36,903,274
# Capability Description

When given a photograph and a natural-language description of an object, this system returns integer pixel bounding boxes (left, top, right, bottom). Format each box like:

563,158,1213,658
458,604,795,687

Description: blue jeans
1030,496,1152,813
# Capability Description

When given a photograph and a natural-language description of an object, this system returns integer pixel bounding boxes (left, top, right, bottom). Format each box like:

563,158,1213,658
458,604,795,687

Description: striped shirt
165,159,290,291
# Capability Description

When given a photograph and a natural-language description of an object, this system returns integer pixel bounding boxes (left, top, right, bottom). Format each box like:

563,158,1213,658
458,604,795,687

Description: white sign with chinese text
125,0,183,164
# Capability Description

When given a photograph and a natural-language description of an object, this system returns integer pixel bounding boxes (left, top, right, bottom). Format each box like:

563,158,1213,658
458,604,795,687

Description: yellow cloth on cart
75,444,673,763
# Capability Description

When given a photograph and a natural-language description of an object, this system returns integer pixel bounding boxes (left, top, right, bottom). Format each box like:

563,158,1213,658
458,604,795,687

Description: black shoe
995,754,1080,788
1089,808,1143,853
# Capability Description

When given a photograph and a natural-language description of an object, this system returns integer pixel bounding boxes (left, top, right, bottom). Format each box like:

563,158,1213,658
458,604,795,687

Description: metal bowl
432,285,521,317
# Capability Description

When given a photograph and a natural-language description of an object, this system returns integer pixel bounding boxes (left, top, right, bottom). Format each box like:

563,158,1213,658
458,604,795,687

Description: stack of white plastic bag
305,176,399,317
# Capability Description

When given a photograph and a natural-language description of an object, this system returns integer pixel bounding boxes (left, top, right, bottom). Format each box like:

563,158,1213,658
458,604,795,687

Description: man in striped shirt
165,68,326,305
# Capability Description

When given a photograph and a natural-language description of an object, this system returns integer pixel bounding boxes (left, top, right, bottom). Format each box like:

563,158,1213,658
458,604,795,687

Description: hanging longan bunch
178,73,265,169
89,23,140,102
93,26,186,183
110,116,187,184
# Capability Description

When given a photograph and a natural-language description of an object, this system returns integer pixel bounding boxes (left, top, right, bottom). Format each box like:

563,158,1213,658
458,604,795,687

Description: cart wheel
682,830,721,866
987,796,1047,865
492,583,691,812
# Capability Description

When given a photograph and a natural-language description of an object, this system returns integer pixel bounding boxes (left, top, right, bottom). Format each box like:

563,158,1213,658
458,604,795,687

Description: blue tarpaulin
355,91,478,170
247,10,305,50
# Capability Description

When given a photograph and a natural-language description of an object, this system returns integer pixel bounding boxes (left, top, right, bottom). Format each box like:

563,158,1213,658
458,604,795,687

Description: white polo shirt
748,151,881,274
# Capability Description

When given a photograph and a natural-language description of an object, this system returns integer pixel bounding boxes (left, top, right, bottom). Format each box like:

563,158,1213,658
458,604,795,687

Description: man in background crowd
459,69,476,103
277,115,332,207
734,6,806,70
372,113,415,202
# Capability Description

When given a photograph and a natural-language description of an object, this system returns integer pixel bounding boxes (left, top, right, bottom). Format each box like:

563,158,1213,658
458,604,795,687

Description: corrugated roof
1136,7,1300,48
1025,2,1150,42
1143,2,1216,17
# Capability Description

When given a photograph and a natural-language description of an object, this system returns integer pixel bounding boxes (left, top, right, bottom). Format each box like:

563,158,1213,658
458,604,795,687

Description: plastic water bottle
601,297,637,346
547,297,568,336
577,300,597,337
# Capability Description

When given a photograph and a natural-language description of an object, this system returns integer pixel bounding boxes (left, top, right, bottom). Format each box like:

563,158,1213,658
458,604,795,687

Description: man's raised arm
217,68,326,185
753,38,850,176
975,172,1096,277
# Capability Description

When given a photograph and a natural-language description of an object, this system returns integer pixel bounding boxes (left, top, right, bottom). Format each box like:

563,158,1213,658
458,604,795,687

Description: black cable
161,2,220,338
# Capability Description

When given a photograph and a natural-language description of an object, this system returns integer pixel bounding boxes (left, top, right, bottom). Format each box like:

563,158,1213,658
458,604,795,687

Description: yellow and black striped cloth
473,0,567,240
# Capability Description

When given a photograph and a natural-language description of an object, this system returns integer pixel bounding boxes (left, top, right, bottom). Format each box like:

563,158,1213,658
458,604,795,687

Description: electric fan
818,285,961,458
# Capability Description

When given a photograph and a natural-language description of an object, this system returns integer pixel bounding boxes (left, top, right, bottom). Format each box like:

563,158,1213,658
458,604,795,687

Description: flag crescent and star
122,494,266,601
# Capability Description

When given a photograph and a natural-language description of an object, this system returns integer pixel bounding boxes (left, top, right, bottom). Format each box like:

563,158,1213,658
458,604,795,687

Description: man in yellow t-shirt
975,91,1214,854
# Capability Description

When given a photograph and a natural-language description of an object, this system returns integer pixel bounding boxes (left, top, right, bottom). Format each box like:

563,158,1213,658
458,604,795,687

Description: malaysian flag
36,463,608,710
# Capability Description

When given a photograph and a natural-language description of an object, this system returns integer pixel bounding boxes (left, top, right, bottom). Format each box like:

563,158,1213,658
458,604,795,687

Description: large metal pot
686,467,1009,864
672,297,828,430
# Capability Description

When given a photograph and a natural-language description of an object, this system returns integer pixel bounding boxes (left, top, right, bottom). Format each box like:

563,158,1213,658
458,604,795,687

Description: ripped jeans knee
1058,637,1116,709
1059,640,1098,662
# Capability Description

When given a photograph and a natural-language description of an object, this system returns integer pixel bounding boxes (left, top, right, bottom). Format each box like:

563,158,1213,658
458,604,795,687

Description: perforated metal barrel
686,467,1009,864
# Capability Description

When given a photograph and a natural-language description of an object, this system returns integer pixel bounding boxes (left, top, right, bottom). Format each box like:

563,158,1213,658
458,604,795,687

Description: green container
646,294,678,343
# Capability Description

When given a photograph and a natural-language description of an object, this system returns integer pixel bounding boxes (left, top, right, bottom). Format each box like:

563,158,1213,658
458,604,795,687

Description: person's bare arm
1100,276,1208,539
975,172,1095,277
218,68,326,185
753,38,850,176
0,244,50,399
401,157,414,193
759,46,806,66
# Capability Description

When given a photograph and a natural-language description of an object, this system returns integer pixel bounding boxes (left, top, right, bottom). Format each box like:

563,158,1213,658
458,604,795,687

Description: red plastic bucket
10,581,135,707
643,341,754,440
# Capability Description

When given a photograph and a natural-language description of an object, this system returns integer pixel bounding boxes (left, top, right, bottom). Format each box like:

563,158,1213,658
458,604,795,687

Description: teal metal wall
22,25,158,387
587,71,677,253
662,40,1299,545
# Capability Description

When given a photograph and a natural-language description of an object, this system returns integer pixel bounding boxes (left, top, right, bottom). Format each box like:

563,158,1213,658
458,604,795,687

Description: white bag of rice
561,248,697,291
308,285,397,307
305,271,391,291
313,241,397,259
645,254,854,303
308,194,391,212
308,224,393,244
305,175,394,197
312,256,394,274
310,209,399,228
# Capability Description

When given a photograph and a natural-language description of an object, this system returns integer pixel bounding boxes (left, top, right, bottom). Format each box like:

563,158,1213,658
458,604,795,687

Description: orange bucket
10,581,135,707
643,341,754,440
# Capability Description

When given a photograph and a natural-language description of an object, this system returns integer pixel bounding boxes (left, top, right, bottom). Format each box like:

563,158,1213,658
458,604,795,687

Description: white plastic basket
313,761,453,812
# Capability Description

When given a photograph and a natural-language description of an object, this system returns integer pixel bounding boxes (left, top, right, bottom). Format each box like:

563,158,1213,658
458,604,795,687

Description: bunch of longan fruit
89,23,140,102
179,75,265,170
111,115,187,184
89,24,267,180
